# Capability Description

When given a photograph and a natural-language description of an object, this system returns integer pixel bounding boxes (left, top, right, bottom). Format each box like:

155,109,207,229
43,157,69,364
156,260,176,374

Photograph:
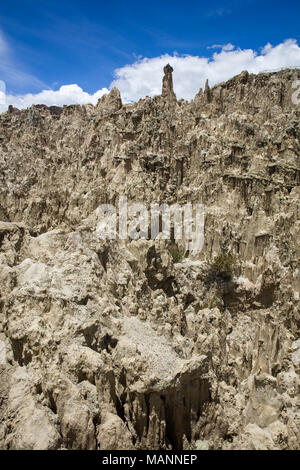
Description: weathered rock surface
162,64,176,102
0,67,299,449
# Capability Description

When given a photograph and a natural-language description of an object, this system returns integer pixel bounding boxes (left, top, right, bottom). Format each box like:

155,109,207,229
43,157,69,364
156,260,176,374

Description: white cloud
1,39,300,112
1,84,109,112
111,39,300,102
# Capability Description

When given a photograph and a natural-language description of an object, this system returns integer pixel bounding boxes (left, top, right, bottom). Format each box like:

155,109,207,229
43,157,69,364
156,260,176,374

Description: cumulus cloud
1,39,300,112
1,84,109,112
112,39,300,102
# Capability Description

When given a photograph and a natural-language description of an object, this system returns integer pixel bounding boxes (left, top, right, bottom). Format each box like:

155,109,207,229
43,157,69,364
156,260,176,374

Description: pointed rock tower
204,79,211,102
162,64,176,102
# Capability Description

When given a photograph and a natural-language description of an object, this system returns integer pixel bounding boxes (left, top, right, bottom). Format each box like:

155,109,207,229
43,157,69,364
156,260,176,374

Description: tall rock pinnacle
162,64,176,102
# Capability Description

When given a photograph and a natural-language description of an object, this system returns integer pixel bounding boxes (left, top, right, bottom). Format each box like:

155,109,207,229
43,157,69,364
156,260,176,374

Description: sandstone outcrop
0,66,299,450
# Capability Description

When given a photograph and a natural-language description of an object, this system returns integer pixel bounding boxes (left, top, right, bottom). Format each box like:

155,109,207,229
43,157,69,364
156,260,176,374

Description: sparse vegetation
169,245,185,263
205,252,237,283
194,303,201,314
194,297,221,313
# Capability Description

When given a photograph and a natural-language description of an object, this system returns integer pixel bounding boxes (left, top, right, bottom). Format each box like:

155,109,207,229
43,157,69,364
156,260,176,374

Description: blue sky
0,0,300,108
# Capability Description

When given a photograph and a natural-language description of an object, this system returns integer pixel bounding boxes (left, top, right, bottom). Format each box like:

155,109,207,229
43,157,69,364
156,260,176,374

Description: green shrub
194,303,201,314
206,252,237,282
169,245,185,263
195,298,220,312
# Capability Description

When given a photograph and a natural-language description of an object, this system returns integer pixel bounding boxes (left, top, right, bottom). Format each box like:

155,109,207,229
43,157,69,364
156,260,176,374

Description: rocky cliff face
0,67,299,450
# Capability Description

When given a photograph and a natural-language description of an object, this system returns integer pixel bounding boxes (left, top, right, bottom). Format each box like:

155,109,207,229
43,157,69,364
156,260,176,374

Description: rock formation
162,63,176,102
0,66,299,450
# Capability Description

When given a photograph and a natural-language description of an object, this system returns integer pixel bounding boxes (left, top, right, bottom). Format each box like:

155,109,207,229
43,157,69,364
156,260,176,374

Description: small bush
194,297,221,312
169,245,185,263
206,252,237,283
194,303,201,314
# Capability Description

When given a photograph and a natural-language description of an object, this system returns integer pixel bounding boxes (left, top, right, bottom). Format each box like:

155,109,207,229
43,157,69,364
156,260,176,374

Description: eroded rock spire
162,63,176,102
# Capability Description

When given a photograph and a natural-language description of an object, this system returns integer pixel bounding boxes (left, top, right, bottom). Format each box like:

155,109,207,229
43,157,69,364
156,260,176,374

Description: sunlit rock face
0,67,299,450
